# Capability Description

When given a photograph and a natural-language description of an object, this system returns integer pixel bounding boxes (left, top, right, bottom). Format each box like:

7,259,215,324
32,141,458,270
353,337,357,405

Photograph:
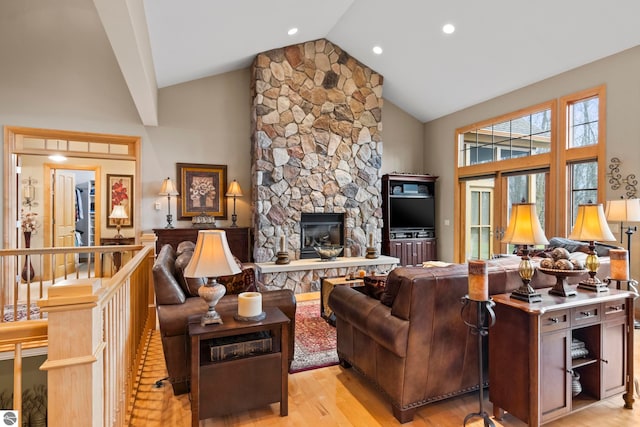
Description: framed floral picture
176,163,227,220
106,174,133,228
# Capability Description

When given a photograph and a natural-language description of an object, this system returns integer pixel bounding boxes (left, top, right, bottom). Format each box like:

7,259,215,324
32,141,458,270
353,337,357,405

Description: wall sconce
22,177,38,208
159,177,179,229
607,157,638,198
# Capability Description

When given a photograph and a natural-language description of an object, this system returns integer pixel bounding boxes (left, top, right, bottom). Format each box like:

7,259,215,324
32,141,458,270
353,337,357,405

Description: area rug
289,299,338,373
2,303,43,322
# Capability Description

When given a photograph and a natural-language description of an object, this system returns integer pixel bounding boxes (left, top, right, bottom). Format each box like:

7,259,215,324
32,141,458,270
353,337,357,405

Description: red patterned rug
290,299,338,373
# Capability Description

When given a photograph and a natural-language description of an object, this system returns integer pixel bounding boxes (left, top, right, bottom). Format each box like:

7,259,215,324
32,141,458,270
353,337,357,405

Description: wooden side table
100,237,135,272
189,306,289,425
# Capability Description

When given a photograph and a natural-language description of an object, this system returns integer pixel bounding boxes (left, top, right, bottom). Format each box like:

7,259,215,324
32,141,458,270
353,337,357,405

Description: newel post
37,279,105,426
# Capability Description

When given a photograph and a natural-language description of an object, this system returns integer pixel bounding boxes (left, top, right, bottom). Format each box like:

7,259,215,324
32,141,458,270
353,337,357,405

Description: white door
53,171,77,276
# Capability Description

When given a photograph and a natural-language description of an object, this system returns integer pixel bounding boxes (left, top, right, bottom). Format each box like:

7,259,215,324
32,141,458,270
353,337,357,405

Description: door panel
54,171,77,276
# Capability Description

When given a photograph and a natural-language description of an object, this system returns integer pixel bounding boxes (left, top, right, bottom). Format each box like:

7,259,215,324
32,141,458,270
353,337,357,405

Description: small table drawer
541,309,569,332
603,299,626,320
571,304,600,327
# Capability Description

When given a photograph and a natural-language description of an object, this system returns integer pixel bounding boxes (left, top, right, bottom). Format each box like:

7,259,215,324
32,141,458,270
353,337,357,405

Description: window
460,108,552,167
569,161,598,226
453,86,606,262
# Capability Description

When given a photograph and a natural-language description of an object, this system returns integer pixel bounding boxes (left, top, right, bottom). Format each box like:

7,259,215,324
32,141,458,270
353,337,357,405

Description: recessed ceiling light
48,154,67,162
288,27,298,36
443,23,455,34
372,46,383,55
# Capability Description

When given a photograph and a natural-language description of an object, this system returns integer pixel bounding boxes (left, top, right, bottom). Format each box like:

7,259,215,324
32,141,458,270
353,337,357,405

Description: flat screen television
390,197,435,229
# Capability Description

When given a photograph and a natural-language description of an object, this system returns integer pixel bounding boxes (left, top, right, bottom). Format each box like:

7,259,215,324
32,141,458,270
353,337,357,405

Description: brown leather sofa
152,242,296,395
328,255,611,423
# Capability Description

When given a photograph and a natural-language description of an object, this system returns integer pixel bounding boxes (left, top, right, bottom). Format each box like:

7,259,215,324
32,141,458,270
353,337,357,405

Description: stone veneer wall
250,38,384,285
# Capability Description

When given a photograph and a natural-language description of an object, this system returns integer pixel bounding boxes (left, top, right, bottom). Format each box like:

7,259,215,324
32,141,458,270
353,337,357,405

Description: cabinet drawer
541,310,569,332
603,299,626,320
571,304,600,327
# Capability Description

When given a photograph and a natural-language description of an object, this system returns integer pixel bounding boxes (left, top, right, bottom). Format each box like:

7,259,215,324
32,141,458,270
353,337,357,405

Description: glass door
466,179,494,260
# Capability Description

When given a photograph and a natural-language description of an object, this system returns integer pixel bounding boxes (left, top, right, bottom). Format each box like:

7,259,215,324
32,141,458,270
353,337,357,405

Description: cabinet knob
549,317,559,323
608,305,622,311
601,359,609,364
579,311,593,318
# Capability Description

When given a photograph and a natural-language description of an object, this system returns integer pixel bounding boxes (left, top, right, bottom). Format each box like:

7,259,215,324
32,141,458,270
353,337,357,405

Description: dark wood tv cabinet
153,227,251,262
382,173,438,266
489,288,635,426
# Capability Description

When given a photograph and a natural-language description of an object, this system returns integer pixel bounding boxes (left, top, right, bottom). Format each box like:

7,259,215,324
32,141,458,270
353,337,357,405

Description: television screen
390,197,435,229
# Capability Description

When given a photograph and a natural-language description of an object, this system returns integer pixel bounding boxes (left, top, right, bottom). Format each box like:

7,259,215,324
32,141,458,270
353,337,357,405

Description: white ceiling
98,0,640,125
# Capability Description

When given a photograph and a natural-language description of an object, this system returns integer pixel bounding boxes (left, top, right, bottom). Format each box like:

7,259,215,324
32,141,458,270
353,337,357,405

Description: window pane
480,228,490,259
470,228,479,259
572,162,597,189
569,97,598,148
471,192,479,225
481,192,490,224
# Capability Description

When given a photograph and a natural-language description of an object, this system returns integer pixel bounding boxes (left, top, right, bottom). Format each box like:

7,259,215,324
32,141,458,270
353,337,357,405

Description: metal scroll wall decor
607,157,638,198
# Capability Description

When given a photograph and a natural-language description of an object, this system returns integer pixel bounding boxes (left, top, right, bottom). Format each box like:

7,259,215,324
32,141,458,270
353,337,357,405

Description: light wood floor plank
130,327,640,426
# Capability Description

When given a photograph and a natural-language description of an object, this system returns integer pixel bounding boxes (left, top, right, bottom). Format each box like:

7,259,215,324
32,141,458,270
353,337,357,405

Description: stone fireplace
250,39,385,291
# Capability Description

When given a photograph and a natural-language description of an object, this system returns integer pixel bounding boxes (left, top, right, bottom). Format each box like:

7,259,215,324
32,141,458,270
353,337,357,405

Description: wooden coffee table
321,276,365,325
189,306,289,425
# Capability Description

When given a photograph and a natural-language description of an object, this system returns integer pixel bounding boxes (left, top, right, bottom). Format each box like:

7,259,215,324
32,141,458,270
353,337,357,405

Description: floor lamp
605,198,640,328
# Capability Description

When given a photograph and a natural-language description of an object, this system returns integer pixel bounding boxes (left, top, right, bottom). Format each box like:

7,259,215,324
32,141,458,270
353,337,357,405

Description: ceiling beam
93,0,158,126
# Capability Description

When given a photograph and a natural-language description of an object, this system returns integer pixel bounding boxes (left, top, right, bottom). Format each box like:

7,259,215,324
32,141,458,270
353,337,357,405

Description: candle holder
275,226,290,265
460,296,496,427
365,224,378,259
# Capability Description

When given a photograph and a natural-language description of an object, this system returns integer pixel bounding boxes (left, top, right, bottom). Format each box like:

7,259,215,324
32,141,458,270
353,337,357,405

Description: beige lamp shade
159,177,179,196
225,180,244,197
502,203,549,245
605,198,640,222
569,203,616,242
184,230,241,278
109,204,128,219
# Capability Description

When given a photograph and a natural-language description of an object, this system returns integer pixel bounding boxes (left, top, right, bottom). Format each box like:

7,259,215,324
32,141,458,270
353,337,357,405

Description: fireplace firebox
299,213,345,259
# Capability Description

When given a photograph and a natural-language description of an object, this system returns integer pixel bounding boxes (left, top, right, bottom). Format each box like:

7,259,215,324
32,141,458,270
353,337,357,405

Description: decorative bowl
314,245,344,261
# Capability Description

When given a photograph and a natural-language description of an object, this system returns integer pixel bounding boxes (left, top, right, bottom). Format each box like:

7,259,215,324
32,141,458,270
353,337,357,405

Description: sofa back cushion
152,244,187,305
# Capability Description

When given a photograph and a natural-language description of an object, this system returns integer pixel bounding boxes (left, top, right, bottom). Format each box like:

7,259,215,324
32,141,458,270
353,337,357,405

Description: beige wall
425,46,640,270
0,0,425,238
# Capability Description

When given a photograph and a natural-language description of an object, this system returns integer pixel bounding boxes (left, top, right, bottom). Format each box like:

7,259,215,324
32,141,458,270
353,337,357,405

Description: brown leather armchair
152,242,296,395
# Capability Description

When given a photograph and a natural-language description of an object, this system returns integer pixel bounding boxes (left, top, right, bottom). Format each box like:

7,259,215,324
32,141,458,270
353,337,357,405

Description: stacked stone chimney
250,38,384,268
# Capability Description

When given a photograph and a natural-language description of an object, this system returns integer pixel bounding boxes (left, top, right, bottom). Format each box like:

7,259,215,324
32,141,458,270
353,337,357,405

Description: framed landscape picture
106,174,133,228
177,163,227,220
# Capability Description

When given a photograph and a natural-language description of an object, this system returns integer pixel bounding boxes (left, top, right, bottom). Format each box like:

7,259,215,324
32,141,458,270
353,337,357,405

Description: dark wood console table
189,307,289,425
153,227,251,262
489,288,635,426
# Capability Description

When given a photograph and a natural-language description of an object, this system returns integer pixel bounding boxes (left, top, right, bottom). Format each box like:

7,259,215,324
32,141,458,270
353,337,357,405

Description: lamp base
165,213,174,229
577,273,609,293
510,284,542,303
577,280,610,293
230,213,238,228
198,279,226,326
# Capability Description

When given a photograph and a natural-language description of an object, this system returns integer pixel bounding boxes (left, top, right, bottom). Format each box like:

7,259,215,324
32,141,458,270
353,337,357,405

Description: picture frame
106,174,133,228
176,163,227,220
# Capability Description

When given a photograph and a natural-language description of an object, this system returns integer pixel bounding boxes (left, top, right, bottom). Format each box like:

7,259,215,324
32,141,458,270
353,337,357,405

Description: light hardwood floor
129,320,640,427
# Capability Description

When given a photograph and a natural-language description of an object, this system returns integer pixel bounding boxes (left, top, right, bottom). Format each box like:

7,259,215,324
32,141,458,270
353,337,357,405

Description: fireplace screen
299,213,344,259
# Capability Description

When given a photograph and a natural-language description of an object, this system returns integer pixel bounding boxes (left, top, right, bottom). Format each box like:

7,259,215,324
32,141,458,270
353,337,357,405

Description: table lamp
109,204,128,238
569,203,616,292
225,179,243,227
605,197,640,256
184,230,241,326
502,202,549,302
159,177,179,229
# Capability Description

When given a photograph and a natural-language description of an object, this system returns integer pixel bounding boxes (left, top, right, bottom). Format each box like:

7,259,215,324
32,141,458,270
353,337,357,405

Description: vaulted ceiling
94,0,640,126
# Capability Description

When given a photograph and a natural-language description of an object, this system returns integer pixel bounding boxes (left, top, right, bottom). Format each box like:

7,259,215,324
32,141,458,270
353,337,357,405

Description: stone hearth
250,39,384,287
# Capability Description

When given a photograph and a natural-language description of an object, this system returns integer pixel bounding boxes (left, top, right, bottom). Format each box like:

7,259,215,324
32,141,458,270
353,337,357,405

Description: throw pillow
363,275,387,300
176,240,196,256
217,257,257,294
174,250,196,296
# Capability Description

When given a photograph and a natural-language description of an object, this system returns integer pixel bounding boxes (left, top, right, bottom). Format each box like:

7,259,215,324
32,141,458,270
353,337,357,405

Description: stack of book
209,331,272,362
